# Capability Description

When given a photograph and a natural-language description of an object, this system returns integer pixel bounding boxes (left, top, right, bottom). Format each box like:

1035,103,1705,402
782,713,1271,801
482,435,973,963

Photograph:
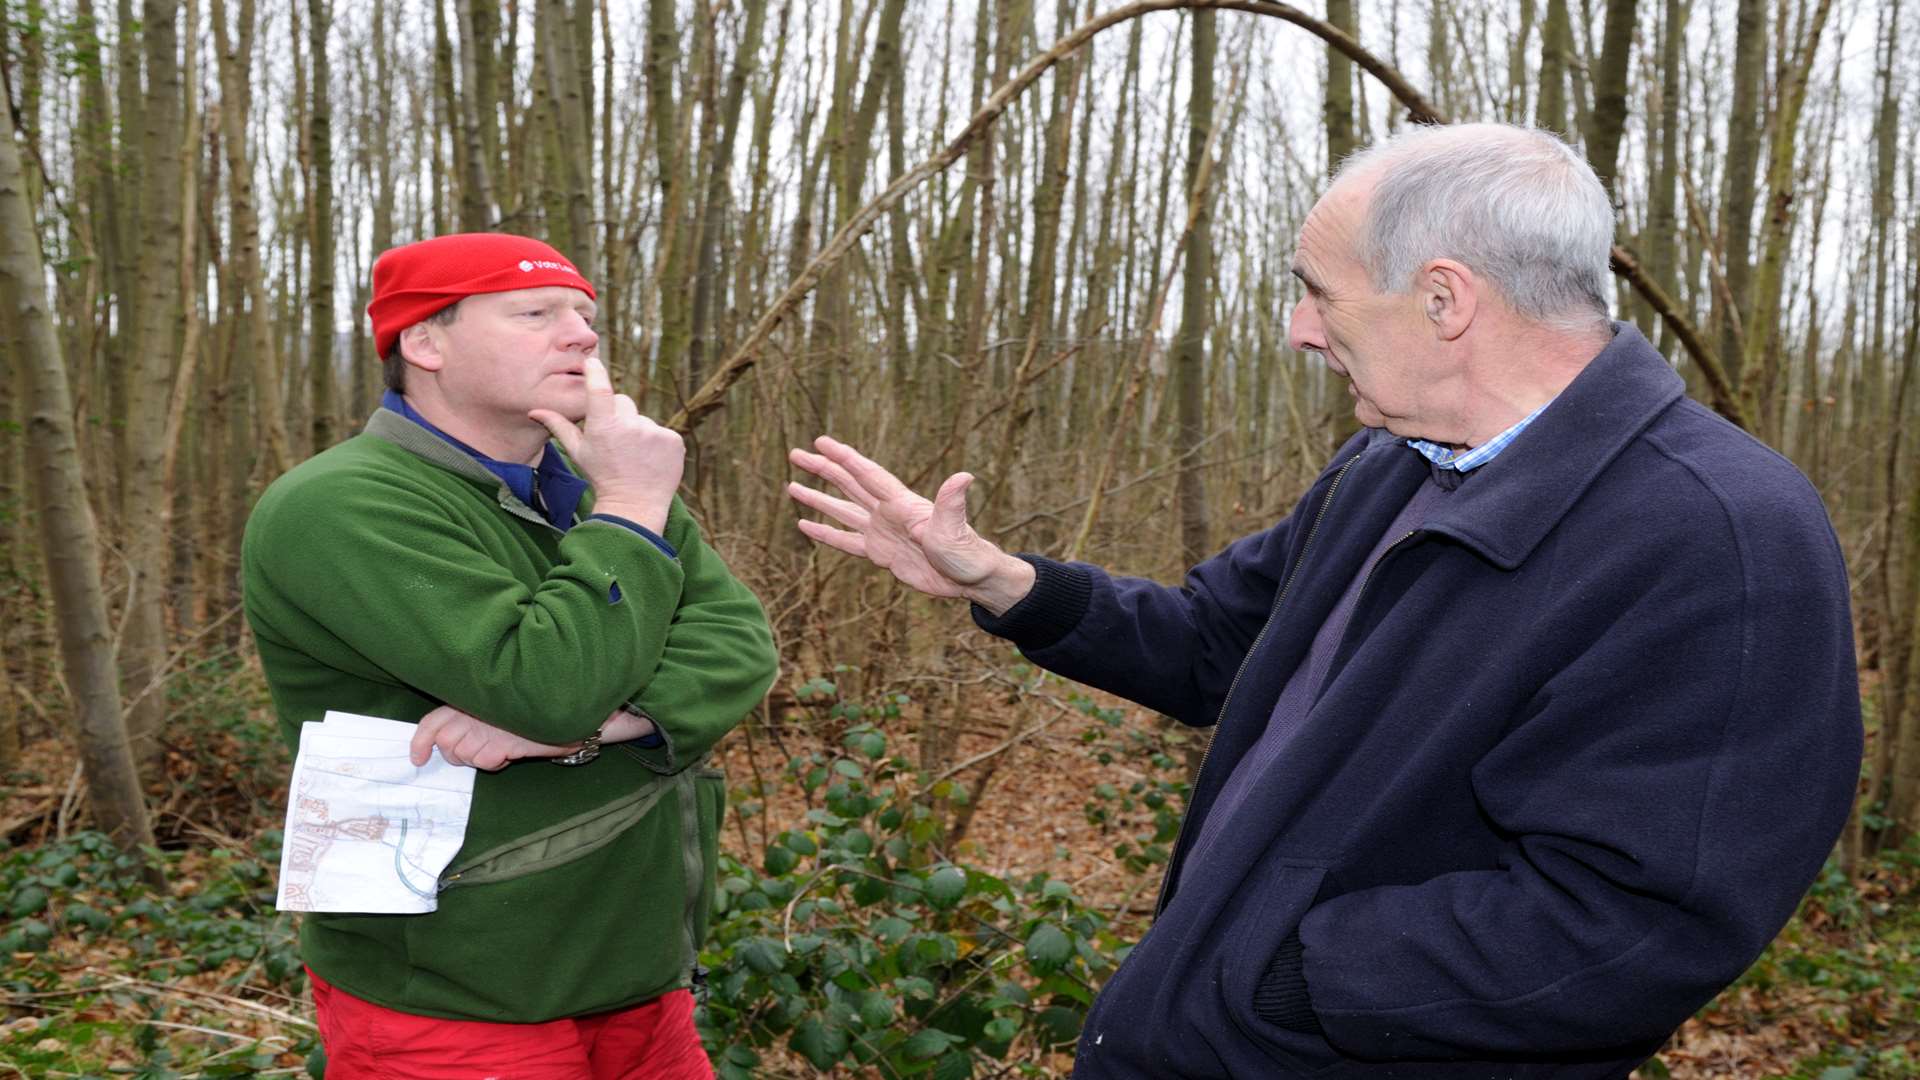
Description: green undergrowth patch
1677,843,1920,1080
696,670,1187,1079
0,831,315,1079
1772,847,1920,1079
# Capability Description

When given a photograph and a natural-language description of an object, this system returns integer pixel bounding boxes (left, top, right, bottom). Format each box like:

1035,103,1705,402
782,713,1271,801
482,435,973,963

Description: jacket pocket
683,767,726,959
438,768,685,890
1217,857,1345,1075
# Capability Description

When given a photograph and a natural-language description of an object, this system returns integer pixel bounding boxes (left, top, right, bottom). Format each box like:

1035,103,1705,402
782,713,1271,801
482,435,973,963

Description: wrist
601,705,657,743
963,553,1037,618
589,497,670,535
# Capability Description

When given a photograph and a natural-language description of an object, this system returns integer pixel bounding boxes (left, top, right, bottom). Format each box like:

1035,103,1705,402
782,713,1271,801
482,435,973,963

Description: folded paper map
275,711,476,914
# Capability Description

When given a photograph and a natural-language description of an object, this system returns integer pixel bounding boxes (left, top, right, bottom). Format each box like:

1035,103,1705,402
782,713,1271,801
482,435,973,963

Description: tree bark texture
1,93,160,865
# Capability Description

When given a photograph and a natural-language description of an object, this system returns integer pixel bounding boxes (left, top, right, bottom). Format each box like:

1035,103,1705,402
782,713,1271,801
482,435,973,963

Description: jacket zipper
1351,532,1420,628
1152,454,1361,918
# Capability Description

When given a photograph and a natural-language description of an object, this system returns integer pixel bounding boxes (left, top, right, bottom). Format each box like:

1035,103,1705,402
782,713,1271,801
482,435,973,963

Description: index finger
409,713,444,767
584,354,615,421
814,436,914,503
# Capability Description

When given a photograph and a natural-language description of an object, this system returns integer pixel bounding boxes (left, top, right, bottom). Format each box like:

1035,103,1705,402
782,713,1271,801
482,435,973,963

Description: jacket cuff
969,554,1091,652
585,513,678,560
1253,930,1323,1034
617,704,677,773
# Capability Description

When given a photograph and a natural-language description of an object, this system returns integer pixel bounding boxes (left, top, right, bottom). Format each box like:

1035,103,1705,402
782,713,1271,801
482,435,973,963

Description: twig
54,761,83,841
86,972,317,1031
928,694,1078,785
119,604,246,725
780,864,843,951
1610,247,1749,429
669,0,1442,435
132,1017,291,1044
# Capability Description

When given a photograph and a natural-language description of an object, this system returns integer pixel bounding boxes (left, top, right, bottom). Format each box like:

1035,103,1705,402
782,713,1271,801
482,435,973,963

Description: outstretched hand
786,436,1034,616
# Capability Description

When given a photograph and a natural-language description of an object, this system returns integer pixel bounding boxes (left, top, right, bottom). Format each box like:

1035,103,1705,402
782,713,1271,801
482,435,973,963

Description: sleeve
617,497,779,773
1287,482,1862,1059
972,434,1372,726
246,465,686,744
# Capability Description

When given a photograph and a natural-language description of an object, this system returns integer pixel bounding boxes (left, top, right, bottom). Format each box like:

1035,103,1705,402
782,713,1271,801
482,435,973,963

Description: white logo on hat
513,258,579,275
518,260,535,271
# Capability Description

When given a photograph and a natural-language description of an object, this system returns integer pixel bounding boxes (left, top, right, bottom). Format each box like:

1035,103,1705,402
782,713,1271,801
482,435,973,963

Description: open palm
786,436,1005,600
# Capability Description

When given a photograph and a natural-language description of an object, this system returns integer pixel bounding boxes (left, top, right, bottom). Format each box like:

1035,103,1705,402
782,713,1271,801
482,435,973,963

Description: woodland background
1,0,1918,1075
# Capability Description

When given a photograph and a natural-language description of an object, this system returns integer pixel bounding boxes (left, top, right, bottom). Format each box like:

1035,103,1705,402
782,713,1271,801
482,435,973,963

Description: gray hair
1333,123,1614,331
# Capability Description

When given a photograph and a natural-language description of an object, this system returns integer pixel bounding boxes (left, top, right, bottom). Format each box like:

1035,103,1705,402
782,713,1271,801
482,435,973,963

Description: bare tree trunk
1882,300,1920,844
307,0,339,452
1739,0,1832,434
212,0,292,481
646,0,693,382
1325,0,1355,173
1644,0,1685,354
1582,0,1637,195
1536,0,1570,134
1174,9,1215,568
688,0,771,398
539,0,595,270
120,0,187,777
1,95,161,872
1716,0,1766,394
107,0,144,536
0,276,21,772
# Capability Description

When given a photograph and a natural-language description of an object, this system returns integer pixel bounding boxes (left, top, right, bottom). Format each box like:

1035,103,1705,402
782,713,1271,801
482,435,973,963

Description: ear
1420,259,1477,341
397,321,446,375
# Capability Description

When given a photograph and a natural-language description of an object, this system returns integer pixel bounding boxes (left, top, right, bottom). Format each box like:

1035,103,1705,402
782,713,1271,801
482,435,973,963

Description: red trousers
308,969,713,1080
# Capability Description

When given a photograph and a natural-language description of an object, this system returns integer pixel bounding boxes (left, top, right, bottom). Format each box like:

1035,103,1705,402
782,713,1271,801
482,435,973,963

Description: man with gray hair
787,123,1860,1077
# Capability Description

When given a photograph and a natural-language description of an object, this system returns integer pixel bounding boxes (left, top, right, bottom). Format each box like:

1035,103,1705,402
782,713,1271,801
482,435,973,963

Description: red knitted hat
367,233,597,359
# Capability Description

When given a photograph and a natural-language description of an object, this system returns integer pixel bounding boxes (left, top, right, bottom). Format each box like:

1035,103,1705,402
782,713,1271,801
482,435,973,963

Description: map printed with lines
275,711,476,914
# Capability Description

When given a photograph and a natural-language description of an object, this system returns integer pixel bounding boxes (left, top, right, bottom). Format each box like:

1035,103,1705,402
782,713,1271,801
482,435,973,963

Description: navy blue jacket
977,325,1861,1078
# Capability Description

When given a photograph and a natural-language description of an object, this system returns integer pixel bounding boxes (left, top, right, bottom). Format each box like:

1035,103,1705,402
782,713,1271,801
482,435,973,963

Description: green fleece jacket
242,407,777,1022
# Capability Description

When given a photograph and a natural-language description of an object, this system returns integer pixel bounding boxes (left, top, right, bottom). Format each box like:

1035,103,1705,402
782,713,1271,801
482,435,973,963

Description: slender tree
1173,9,1215,567
2,91,160,870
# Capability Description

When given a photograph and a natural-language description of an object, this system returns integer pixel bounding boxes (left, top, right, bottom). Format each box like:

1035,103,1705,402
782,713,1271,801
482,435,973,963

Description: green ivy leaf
896,975,937,999
1025,923,1072,974
932,1048,974,1080
858,990,895,1029
764,845,798,876
7,885,50,919
871,916,913,943
926,866,966,908
789,1016,850,1070
736,937,786,975
1033,1004,1083,1046
902,1028,958,1060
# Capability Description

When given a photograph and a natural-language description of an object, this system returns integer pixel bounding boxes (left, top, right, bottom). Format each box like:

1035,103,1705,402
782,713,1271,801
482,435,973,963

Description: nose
1287,295,1324,354
560,309,598,351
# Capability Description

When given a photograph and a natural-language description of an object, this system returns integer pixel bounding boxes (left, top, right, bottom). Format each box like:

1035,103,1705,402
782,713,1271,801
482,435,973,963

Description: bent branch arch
667,0,1746,434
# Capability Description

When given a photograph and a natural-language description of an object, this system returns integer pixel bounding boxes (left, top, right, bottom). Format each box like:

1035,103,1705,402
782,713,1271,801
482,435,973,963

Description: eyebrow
1289,262,1323,296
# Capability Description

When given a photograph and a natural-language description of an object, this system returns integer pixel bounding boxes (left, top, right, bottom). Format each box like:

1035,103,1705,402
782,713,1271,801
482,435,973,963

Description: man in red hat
243,233,778,1078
